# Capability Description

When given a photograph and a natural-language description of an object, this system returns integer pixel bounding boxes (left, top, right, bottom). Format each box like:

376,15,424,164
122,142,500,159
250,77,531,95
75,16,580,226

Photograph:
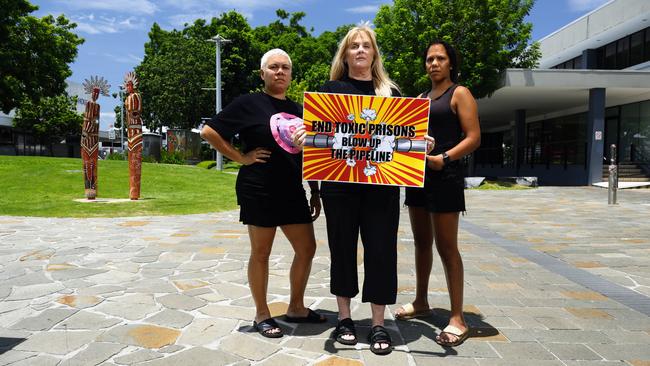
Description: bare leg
247,225,281,335
337,296,352,319
371,303,385,326
432,212,467,342
280,223,318,318
395,206,434,317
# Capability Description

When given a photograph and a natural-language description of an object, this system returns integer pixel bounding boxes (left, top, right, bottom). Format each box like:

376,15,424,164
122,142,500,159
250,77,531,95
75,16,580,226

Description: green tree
374,0,540,98
135,9,350,127
13,95,83,145
113,105,122,129
136,12,259,131
0,0,84,113
255,13,352,103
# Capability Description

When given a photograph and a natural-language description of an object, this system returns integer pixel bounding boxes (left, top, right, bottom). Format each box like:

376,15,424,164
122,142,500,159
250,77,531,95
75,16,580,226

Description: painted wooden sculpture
124,72,143,200
81,76,110,199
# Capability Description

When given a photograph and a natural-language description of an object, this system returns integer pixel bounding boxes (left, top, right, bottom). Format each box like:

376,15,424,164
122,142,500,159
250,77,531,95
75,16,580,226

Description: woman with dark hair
394,41,481,348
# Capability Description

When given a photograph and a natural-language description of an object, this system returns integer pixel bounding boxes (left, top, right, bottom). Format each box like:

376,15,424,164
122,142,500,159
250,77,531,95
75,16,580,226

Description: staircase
602,162,650,182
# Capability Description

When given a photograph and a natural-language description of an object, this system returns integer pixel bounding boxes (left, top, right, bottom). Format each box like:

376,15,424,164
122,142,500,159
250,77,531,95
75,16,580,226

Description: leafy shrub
224,161,241,171
200,143,214,161
160,149,185,165
142,155,158,163
197,160,217,169
106,152,126,160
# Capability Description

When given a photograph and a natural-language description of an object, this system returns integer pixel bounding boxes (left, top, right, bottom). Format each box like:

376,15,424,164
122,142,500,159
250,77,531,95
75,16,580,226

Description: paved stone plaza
0,186,649,365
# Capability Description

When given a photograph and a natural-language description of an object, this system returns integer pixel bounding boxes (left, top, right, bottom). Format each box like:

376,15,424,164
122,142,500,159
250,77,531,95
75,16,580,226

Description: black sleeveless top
424,84,462,155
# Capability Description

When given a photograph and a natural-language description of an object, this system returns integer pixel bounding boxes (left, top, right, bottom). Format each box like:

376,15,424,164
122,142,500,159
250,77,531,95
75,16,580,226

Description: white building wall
538,0,650,68
0,81,88,128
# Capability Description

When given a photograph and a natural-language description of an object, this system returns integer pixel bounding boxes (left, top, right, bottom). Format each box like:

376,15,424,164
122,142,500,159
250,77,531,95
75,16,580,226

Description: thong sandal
253,318,283,338
367,325,392,355
333,318,357,345
284,309,327,323
436,325,469,347
394,303,432,320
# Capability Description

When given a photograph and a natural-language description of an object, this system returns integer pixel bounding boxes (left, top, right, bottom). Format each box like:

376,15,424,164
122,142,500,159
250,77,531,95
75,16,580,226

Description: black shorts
405,162,465,213
238,195,312,227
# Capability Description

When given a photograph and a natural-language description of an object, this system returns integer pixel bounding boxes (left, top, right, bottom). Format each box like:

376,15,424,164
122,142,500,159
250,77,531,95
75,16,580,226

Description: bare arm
426,86,481,170
448,86,481,159
200,125,270,166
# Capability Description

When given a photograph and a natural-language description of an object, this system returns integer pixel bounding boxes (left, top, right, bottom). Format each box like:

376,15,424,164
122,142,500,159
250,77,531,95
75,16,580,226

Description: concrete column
586,88,606,185
513,109,526,175
582,49,597,69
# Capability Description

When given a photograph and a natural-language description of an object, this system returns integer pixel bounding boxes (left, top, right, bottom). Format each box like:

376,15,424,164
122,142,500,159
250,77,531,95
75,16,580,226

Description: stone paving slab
0,186,649,365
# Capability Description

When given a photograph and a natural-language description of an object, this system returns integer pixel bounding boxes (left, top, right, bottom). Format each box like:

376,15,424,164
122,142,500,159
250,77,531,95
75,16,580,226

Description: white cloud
345,5,380,14
103,53,144,65
160,0,301,27
162,0,297,9
167,12,225,29
56,0,158,15
567,0,610,12
100,112,116,122
72,14,146,35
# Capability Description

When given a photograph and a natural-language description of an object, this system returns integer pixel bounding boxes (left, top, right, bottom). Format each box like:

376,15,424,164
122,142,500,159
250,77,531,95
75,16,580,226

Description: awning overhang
477,69,650,130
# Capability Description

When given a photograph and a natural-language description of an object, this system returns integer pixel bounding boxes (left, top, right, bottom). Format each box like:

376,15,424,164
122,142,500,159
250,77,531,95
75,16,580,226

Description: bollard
608,144,618,205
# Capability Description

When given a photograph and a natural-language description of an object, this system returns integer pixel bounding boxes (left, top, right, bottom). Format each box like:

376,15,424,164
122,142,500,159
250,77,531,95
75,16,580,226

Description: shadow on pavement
0,337,26,355
395,308,498,357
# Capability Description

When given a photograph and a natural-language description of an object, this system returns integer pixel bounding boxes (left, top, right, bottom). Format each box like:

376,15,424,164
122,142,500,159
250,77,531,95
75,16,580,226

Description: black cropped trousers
321,184,399,305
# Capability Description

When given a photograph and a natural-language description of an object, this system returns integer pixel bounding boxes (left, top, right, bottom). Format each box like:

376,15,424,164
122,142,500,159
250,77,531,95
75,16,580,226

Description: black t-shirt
207,92,304,200
318,75,401,197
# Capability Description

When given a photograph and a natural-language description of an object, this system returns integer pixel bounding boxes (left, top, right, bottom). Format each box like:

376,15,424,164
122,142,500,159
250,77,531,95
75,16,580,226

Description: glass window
620,103,640,162
606,106,619,118
567,59,574,69
646,28,650,62
630,30,644,66
617,37,630,69
0,126,12,144
526,122,542,164
605,42,617,69
596,47,605,69
639,101,650,162
573,55,583,69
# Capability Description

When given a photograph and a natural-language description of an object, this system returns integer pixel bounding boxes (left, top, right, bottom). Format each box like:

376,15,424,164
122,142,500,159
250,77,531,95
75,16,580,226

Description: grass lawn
472,180,533,190
0,156,238,217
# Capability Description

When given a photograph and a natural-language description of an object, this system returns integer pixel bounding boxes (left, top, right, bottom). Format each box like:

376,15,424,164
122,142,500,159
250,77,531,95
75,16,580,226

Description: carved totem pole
81,76,110,199
124,72,143,200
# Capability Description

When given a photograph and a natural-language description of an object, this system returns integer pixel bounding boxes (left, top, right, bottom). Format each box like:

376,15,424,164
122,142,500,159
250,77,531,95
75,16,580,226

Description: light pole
206,34,231,171
119,86,125,153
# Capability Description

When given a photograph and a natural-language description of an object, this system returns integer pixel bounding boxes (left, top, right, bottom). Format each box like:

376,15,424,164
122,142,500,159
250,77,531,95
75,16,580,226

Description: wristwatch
442,151,451,166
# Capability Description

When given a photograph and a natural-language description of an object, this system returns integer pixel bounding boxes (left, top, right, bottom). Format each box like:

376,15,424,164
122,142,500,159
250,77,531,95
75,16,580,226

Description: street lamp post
119,86,125,152
207,35,231,171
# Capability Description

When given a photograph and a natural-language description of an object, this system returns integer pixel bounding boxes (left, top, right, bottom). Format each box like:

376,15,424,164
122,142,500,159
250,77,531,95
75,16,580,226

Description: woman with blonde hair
295,23,401,355
327,24,399,97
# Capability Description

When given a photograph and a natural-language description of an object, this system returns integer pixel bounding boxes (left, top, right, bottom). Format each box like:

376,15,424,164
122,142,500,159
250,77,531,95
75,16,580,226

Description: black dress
318,76,400,305
207,92,311,227
405,84,466,212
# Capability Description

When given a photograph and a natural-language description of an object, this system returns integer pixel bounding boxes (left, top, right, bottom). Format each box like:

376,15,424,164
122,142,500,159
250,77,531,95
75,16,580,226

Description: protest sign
302,92,430,187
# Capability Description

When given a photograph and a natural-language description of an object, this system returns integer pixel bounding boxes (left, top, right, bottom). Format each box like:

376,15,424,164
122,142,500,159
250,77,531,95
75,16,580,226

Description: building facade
0,81,96,157
473,0,650,185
